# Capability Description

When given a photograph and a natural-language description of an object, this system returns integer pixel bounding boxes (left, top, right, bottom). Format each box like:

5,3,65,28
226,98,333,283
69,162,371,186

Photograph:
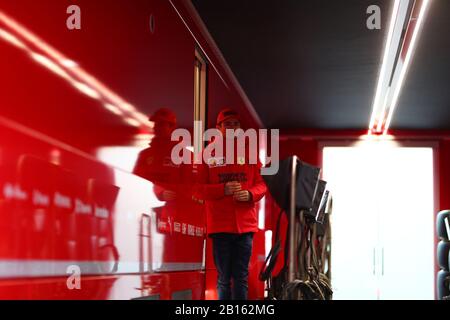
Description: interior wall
439,140,450,211
279,138,319,165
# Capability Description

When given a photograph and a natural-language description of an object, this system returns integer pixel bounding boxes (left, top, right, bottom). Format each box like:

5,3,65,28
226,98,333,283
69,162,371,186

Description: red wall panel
439,141,450,211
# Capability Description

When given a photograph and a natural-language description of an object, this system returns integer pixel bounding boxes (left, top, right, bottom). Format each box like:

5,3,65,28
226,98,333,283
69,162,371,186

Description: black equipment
263,157,321,213
260,156,333,300
437,210,450,300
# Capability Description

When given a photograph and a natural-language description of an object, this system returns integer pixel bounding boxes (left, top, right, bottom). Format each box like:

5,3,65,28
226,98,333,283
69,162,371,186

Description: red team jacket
134,136,267,236
133,137,204,227
199,138,267,235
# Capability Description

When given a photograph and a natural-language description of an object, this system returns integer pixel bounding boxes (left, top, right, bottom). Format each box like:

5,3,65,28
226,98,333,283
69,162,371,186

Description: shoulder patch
207,157,226,168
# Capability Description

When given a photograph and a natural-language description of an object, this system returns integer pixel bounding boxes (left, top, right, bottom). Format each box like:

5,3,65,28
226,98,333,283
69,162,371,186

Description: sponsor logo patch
207,157,226,168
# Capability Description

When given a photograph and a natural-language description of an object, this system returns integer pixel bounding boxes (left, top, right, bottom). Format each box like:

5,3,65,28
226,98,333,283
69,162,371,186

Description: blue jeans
211,232,254,300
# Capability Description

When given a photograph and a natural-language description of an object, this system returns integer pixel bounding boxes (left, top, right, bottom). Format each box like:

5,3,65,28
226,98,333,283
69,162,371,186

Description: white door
377,147,435,300
322,143,435,300
322,146,379,300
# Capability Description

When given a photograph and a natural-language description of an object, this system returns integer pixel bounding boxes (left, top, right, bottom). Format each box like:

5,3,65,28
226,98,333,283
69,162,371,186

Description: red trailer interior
0,0,449,300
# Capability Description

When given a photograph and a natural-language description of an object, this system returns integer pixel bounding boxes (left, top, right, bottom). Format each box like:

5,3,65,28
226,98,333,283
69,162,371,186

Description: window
194,48,208,156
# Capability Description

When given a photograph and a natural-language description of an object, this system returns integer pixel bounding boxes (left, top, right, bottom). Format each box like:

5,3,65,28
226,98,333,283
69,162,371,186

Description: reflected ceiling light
71,81,102,100
134,133,154,140
0,11,67,62
368,0,431,134
0,27,27,49
59,59,78,68
133,133,155,147
124,117,141,127
135,133,154,138
120,103,137,113
0,10,152,129
69,66,137,113
103,103,123,115
30,52,71,80
130,111,150,124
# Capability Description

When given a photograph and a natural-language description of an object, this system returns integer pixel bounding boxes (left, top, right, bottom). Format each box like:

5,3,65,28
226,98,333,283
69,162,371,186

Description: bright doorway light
323,144,434,300
97,146,143,173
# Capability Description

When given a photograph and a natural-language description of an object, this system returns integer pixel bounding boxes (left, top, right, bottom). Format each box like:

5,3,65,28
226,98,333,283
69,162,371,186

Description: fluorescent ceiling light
369,0,401,130
383,0,431,134
368,0,431,134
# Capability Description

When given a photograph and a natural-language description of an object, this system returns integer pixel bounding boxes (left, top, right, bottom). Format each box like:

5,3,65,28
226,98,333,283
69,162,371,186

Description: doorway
322,141,435,300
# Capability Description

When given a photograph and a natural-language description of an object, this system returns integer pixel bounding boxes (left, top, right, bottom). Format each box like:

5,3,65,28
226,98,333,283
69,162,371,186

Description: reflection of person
199,108,267,300
133,108,179,202
132,108,204,237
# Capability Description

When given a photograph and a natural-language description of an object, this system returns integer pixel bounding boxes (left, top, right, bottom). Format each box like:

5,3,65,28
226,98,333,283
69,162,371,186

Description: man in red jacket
133,108,179,203
200,108,267,300
133,108,205,265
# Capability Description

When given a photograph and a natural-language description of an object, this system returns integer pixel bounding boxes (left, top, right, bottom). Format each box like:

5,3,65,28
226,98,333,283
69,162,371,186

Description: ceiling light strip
369,0,402,130
383,0,431,134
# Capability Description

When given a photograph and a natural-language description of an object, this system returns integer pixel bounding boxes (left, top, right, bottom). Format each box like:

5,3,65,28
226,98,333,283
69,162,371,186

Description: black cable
259,209,284,282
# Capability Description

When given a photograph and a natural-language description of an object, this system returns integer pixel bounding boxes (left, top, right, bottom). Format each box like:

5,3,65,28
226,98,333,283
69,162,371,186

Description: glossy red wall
0,0,267,299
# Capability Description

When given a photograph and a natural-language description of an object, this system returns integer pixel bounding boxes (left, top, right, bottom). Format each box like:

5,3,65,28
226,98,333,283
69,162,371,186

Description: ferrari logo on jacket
207,157,225,167
198,139,268,235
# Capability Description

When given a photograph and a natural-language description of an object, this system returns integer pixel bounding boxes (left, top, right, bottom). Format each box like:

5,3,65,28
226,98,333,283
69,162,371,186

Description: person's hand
225,181,242,196
233,190,252,202
162,190,177,201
